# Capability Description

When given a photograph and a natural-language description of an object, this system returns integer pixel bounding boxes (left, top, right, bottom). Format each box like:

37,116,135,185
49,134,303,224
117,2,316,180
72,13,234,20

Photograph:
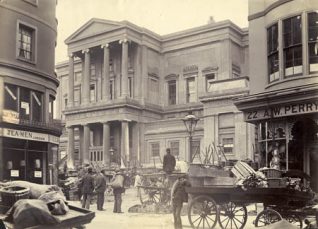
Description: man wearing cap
111,168,125,213
163,148,176,174
171,175,191,229
81,167,94,209
95,169,107,211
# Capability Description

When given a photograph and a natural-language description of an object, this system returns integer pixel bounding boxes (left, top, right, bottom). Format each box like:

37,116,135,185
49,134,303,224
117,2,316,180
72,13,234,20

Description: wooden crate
189,164,230,177
267,178,287,188
189,177,204,187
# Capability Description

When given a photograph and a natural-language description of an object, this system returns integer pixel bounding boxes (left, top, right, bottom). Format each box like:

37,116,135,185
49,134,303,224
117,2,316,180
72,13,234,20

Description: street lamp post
182,111,199,163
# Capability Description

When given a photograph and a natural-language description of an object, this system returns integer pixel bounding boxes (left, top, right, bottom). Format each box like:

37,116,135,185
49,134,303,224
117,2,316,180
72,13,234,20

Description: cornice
248,0,294,21
0,61,59,87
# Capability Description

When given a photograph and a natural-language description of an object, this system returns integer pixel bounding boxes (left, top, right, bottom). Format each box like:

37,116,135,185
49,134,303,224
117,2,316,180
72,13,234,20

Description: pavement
69,188,261,229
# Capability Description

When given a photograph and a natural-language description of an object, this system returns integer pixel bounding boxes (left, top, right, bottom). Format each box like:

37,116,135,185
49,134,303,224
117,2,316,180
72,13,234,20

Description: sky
55,0,248,63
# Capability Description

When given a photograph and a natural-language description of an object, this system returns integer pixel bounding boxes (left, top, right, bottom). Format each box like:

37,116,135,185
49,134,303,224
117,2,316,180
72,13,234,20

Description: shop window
267,23,279,82
168,80,176,105
4,84,18,112
20,87,30,120
205,73,216,92
170,141,179,156
18,23,35,62
308,12,318,72
151,142,160,157
283,16,302,77
186,77,196,103
31,91,43,122
90,84,95,102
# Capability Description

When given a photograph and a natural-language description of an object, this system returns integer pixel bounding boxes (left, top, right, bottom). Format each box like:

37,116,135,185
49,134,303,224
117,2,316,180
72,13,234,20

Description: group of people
78,167,125,213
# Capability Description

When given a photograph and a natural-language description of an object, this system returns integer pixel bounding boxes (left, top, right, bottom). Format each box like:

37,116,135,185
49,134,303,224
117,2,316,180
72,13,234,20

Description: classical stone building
0,0,60,184
56,18,254,169
235,0,318,192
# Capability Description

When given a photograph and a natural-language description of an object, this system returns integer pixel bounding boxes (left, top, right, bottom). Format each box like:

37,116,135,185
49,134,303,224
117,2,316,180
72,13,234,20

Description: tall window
186,77,196,103
90,84,95,102
49,96,54,121
151,142,160,157
308,12,318,72
170,141,179,156
90,64,96,77
205,73,216,92
18,24,35,61
267,23,279,82
4,84,18,112
191,140,201,160
74,88,80,106
110,79,114,99
283,16,302,77
31,91,43,122
74,72,82,82
218,113,235,154
20,87,30,120
168,80,176,105
148,75,159,104
128,76,133,98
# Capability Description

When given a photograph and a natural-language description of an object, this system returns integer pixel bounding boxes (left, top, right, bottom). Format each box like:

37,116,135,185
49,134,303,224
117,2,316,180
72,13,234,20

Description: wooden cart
186,186,315,229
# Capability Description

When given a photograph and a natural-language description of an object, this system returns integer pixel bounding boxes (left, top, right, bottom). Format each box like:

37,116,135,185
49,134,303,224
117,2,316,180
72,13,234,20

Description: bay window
4,84,18,112
31,91,43,122
267,23,279,82
308,12,318,72
283,16,302,77
168,80,176,105
186,77,196,103
18,23,35,62
20,87,30,120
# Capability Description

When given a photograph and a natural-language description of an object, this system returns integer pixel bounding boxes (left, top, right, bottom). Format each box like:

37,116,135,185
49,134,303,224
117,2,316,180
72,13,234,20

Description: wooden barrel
0,186,30,207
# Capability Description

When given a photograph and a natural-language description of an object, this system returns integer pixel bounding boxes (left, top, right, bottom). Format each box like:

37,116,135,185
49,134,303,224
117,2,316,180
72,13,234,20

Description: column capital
68,53,74,58
82,48,90,54
122,119,131,123
119,38,128,44
101,43,109,49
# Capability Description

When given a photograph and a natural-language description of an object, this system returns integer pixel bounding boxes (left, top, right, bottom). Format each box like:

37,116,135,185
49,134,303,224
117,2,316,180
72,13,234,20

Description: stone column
83,124,90,164
68,53,74,107
82,49,90,104
79,126,84,164
120,39,128,98
141,45,148,105
67,126,75,169
121,120,129,167
102,122,110,167
101,44,110,101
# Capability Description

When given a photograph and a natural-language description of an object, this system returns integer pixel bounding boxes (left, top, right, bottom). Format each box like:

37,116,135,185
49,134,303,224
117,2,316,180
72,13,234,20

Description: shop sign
34,171,42,178
10,170,19,177
245,101,318,121
2,110,19,124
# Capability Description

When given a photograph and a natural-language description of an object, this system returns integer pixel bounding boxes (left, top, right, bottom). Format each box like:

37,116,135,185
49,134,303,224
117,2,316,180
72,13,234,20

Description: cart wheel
139,187,161,205
283,214,303,228
188,195,218,229
218,202,247,229
255,209,282,227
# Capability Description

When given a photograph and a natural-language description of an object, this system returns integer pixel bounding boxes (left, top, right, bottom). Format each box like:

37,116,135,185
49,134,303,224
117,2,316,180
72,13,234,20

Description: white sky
56,0,248,63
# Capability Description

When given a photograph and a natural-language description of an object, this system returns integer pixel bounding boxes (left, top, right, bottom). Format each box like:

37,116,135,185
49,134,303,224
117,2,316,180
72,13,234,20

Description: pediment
65,18,122,44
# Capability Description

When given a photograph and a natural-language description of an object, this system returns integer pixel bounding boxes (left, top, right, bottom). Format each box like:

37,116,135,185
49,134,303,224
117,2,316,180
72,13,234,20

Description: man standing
111,168,125,213
171,175,191,229
81,167,94,209
95,169,107,211
163,148,176,174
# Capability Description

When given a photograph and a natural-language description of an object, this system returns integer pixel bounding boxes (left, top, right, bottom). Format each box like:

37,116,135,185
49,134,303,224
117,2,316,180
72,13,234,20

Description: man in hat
111,168,125,213
163,148,176,174
81,167,94,209
171,175,190,229
95,169,107,211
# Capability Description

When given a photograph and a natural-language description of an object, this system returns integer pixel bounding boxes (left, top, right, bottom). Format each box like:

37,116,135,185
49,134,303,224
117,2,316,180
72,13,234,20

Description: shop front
0,127,59,184
235,93,318,192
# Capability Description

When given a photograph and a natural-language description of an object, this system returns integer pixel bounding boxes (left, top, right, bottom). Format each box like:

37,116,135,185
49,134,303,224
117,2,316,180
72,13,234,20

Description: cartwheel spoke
206,214,216,223
196,217,203,229
192,216,202,224
233,218,239,229
221,216,229,224
224,217,230,229
205,217,211,229
233,216,244,225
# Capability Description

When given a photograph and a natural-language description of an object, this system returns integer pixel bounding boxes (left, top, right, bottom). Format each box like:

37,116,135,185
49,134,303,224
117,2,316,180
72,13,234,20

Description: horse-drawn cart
186,162,317,229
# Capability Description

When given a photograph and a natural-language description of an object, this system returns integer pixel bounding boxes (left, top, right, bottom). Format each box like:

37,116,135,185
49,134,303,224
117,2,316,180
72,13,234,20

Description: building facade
56,18,254,169
235,0,318,192
0,0,60,184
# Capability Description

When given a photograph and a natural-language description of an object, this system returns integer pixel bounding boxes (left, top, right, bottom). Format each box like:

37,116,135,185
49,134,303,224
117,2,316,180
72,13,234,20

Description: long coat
81,173,94,194
95,173,106,193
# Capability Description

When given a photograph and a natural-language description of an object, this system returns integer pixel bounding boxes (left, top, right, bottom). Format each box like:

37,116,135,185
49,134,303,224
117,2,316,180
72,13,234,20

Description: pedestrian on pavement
163,148,176,174
171,175,191,229
95,169,107,211
81,167,95,210
134,172,142,197
111,168,125,213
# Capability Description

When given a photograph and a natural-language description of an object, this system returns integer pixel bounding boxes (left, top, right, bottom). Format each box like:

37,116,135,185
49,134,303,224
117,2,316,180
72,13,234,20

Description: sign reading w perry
245,101,318,121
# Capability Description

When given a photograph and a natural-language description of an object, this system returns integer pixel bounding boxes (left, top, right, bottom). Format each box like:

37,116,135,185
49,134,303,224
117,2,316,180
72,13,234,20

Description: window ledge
17,56,36,65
